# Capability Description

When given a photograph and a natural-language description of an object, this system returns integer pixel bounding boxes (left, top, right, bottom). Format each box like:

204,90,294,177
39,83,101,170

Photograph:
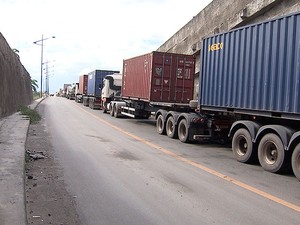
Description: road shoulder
25,103,82,225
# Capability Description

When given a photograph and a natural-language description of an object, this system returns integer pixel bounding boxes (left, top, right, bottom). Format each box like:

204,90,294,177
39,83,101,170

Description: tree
31,79,39,92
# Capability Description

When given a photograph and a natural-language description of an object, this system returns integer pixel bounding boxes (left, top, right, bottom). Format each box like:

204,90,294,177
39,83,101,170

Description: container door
173,57,194,103
87,73,95,96
151,53,172,102
83,75,88,95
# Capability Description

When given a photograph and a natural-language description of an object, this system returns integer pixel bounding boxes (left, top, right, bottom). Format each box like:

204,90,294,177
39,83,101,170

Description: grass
33,92,40,100
18,105,41,124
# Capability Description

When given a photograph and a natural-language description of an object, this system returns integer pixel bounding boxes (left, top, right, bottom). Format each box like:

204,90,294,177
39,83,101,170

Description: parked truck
66,83,77,100
62,83,71,98
75,75,88,103
83,70,119,109
109,12,300,181
109,51,195,118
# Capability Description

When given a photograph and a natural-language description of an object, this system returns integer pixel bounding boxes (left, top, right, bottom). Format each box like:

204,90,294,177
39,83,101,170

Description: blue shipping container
199,11,300,119
87,70,119,96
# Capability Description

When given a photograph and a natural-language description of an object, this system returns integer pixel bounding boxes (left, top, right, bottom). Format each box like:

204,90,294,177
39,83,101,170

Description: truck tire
166,116,178,139
110,104,114,117
89,101,94,110
113,105,119,118
156,114,166,135
178,119,190,143
258,133,288,173
292,144,300,181
102,102,107,113
232,128,255,163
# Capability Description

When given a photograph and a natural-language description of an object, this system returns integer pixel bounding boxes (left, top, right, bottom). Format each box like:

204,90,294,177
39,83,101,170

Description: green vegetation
31,79,38,92
12,48,20,59
33,92,41,100
31,79,40,100
12,48,19,54
18,106,41,124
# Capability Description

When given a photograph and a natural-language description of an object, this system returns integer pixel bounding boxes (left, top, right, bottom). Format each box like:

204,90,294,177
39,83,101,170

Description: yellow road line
79,106,300,213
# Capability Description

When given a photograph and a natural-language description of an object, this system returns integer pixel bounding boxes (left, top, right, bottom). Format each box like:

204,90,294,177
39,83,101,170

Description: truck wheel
258,133,289,173
178,119,190,143
166,116,178,139
110,104,114,117
89,102,94,109
292,144,300,181
113,105,119,118
102,102,107,113
156,114,166,135
232,128,255,163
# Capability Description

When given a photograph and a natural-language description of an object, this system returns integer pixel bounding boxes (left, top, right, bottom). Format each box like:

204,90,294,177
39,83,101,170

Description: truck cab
101,73,122,112
66,83,76,100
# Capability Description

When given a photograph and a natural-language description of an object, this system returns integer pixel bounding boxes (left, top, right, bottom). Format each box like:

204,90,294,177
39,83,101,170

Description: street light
33,35,55,97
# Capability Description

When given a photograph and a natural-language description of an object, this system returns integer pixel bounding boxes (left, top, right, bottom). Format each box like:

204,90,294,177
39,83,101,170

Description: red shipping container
79,75,88,95
122,51,195,103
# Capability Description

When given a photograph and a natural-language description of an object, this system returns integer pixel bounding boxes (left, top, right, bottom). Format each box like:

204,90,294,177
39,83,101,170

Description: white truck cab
101,73,122,112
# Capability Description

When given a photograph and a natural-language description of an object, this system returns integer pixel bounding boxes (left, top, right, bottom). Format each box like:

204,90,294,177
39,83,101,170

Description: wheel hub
265,144,278,164
237,136,247,156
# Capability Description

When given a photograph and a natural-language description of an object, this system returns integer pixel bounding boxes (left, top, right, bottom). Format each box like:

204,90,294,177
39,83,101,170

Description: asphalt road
42,97,300,225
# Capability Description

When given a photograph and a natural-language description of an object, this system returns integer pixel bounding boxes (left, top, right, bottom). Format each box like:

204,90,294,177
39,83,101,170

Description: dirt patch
25,105,82,225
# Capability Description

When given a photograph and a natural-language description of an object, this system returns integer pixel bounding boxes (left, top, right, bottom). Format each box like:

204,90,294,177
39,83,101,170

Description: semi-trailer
109,12,300,181
162,11,300,180
83,70,120,109
75,75,88,103
109,51,195,118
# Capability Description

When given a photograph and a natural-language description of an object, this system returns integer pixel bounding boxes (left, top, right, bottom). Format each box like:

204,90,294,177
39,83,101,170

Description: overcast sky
1,0,212,93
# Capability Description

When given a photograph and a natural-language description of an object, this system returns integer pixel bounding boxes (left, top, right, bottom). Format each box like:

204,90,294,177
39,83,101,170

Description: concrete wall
0,33,33,118
157,0,300,98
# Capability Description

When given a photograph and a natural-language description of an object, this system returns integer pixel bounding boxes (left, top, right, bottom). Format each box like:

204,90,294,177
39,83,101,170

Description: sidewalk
0,98,44,225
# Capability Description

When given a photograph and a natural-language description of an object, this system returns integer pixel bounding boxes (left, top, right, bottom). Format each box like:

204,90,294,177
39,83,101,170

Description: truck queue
60,12,300,182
